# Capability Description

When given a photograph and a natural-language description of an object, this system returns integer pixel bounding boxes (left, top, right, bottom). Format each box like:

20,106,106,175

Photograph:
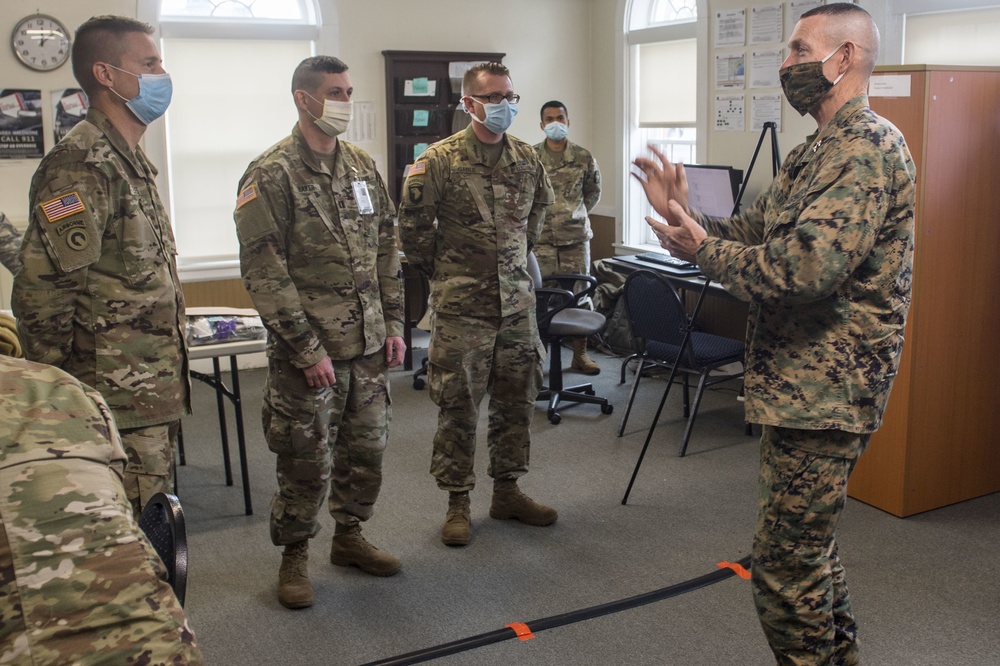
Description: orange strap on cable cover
717,561,751,579
505,622,535,641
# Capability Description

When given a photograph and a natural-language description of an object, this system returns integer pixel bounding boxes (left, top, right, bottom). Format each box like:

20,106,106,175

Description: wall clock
11,14,71,72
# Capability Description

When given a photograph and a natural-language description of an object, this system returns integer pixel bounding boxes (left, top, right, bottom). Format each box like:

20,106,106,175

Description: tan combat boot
330,524,401,577
489,479,558,526
570,338,601,375
278,541,313,609
441,491,471,546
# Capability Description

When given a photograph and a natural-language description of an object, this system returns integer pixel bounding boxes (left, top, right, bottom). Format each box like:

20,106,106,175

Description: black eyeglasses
470,93,520,105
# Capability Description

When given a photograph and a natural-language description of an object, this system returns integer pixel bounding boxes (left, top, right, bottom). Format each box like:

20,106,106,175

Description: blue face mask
543,121,568,142
107,64,173,125
469,97,518,135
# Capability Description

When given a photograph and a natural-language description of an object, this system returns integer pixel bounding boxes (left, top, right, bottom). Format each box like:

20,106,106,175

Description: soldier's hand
385,336,406,369
631,145,690,225
303,357,336,388
646,201,706,263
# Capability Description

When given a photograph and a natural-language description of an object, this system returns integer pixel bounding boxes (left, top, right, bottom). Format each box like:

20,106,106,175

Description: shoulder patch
409,161,427,176
40,192,86,223
236,184,258,210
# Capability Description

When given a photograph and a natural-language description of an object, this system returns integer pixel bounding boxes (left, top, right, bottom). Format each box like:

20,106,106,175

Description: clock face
12,15,71,72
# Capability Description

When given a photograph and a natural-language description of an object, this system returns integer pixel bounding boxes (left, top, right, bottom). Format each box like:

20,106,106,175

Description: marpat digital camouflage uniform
234,125,403,544
0,356,203,665
398,124,553,491
0,212,22,275
694,95,916,663
11,108,190,514
531,139,601,278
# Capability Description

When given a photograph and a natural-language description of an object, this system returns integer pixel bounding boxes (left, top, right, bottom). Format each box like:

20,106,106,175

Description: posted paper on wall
750,4,783,44
51,88,88,145
750,49,783,88
715,94,745,132
787,1,823,37
752,94,782,132
715,8,746,47
716,53,746,89
345,101,376,144
0,88,43,159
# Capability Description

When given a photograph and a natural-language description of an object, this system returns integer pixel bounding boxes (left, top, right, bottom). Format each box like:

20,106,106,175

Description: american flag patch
40,192,85,223
409,161,427,175
236,184,258,210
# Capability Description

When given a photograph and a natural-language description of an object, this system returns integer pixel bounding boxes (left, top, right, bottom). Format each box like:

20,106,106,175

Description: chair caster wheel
549,412,561,425
601,404,614,415
413,378,425,390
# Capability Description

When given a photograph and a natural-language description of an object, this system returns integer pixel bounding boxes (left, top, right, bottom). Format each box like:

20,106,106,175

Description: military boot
570,338,601,375
330,523,401,577
278,541,313,609
489,479,558,526
441,491,471,546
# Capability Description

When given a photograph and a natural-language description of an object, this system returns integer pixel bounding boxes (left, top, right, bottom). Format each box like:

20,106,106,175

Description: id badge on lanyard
352,179,375,215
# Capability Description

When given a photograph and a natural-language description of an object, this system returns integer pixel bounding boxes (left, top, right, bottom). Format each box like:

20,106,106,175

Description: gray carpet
175,349,1000,665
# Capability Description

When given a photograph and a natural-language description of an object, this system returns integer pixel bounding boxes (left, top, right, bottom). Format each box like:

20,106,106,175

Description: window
140,0,324,279
624,0,702,250
904,7,1000,66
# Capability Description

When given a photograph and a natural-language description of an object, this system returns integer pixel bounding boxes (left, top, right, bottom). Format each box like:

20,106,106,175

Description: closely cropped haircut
540,100,568,120
292,56,349,94
71,15,154,95
802,2,880,76
462,62,510,96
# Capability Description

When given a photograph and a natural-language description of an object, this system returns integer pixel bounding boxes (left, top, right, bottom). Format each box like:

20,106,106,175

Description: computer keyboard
634,252,696,269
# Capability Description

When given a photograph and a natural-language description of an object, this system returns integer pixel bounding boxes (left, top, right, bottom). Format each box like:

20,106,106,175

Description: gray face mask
778,44,845,116
468,97,518,135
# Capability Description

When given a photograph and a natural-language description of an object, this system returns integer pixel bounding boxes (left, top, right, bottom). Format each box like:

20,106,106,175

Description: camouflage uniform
0,356,203,665
11,108,190,514
694,96,916,663
398,124,553,491
531,140,601,278
234,125,403,544
0,212,22,275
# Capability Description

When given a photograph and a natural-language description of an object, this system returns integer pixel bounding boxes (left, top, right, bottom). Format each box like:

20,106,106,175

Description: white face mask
305,93,352,137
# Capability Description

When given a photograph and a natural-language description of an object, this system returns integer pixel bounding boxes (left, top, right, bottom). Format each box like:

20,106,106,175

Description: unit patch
40,192,85,223
66,229,89,251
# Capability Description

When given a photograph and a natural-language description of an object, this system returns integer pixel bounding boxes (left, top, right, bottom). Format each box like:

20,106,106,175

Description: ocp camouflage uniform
234,125,403,544
0,212,22,275
11,108,190,515
0,356,203,665
398,124,554,491
531,140,601,279
694,95,916,664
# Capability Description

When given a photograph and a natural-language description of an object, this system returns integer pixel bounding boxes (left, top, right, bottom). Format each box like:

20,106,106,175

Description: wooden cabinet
848,66,1000,517
382,50,504,205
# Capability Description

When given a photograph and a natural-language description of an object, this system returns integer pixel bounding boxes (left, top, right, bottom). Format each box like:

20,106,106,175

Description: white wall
334,0,600,204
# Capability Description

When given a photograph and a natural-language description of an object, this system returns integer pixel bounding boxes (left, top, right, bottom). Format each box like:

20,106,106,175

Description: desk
605,255,737,302
605,256,750,366
184,337,265,516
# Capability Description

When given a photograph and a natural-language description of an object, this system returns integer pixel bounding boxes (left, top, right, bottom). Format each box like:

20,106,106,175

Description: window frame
136,0,335,281
617,0,708,252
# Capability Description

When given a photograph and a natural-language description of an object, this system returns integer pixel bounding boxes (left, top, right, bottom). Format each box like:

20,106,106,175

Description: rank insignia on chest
40,192,85,223
236,184,258,209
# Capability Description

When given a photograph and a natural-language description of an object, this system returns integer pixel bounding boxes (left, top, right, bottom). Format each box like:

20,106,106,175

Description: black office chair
138,492,189,607
617,269,745,457
529,253,613,424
